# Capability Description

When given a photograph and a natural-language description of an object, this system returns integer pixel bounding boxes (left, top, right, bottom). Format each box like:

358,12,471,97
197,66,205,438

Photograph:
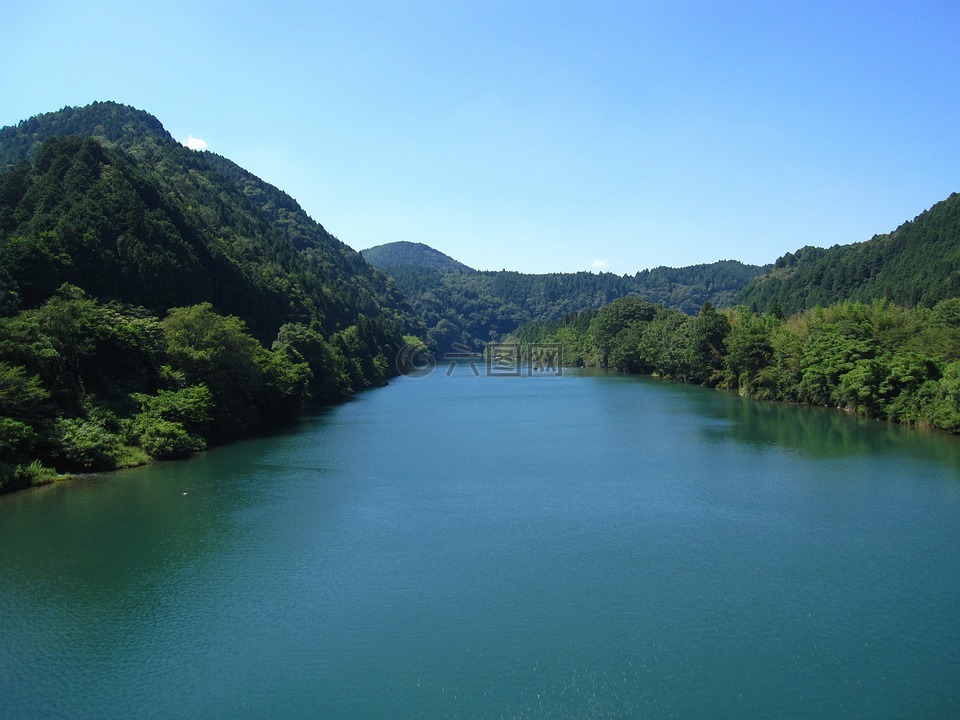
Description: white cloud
184,135,208,150
591,259,609,268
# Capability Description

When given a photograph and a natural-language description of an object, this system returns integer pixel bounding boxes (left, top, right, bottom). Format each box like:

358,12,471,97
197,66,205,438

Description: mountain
7,100,954,492
362,241,476,273
378,256,766,350
362,243,770,347
0,101,414,490
736,193,960,314
0,101,414,340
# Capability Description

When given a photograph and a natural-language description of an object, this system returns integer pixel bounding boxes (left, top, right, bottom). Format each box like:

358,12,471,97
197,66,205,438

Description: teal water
2,370,959,718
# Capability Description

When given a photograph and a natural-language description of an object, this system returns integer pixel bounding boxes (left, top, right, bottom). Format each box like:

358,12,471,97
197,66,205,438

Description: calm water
2,370,959,719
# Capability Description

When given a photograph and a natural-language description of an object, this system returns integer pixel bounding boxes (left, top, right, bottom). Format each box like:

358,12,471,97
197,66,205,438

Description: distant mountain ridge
4,103,957,343
374,254,766,350
362,241,476,273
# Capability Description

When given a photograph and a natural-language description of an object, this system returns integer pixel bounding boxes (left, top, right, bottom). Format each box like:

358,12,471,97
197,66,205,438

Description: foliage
132,385,212,458
586,296,660,369
0,281,405,484
515,297,960,434
51,416,125,471
0,459,60,494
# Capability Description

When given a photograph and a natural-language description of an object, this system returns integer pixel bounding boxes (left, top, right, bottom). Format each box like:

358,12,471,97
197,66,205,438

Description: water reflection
0,409,336,602
582,368,960,470
703,386,960,469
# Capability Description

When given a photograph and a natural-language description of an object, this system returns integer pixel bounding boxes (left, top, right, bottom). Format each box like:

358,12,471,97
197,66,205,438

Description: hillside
362,241,476,273
737,193,960,314
380,257,765,350
0,101,414,491
0,101,414,339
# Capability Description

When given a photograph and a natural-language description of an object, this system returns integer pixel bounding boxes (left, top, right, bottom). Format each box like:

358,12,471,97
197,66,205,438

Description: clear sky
3,1,959,274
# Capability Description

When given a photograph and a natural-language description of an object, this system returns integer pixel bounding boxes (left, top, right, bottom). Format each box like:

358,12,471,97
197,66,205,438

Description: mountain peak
361,241,475,273
0,101,174,168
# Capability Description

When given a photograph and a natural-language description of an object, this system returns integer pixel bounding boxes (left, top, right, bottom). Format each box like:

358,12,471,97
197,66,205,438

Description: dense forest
0,102,416,492
512,296,960,434
364,246,766,351
736,193,960,314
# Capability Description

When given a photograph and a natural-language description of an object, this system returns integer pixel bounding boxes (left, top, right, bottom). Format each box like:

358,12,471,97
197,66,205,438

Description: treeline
513,296,960,434
381,260,765,352
736,193,960,314
0,285,399,493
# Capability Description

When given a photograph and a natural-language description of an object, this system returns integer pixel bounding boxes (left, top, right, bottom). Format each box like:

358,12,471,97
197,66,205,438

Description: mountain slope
362,241,476,273
737,193,960,314
0,101,414,340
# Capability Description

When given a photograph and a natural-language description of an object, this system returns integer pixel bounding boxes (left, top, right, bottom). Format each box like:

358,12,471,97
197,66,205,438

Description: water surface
2,370,959,718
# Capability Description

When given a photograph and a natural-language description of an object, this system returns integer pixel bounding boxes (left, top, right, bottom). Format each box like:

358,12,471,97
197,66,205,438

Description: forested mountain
381,258,765,350
0,101,415,492
362,241,476,273
737,193,960,314
0,101,414,339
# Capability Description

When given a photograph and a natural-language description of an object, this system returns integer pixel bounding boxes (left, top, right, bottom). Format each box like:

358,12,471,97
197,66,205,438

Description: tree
163,303,271,439
722,307,777,393
916,361,960,432
678,302,731,384
588,297,658,368
636,309,689,378
0,361,50,470
132,385,212,458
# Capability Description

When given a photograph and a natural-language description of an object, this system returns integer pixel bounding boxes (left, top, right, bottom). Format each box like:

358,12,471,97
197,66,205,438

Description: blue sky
3,1,959,274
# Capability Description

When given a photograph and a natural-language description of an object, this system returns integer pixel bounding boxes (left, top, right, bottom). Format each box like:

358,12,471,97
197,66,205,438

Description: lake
2,369,959,718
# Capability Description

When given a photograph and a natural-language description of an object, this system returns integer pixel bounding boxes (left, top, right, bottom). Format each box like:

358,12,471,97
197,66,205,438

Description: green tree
588,297,658,368
677,302,731,384
796,309,877,406
132,384,212,458
0,361,51,480
163,303,271,439
272,322,350,401
51,416,124,472
636,309,689,378
916,361,960,432
722,307,777,393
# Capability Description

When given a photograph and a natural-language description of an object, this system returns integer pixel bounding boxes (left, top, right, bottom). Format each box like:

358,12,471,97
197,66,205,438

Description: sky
2,1,959,274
